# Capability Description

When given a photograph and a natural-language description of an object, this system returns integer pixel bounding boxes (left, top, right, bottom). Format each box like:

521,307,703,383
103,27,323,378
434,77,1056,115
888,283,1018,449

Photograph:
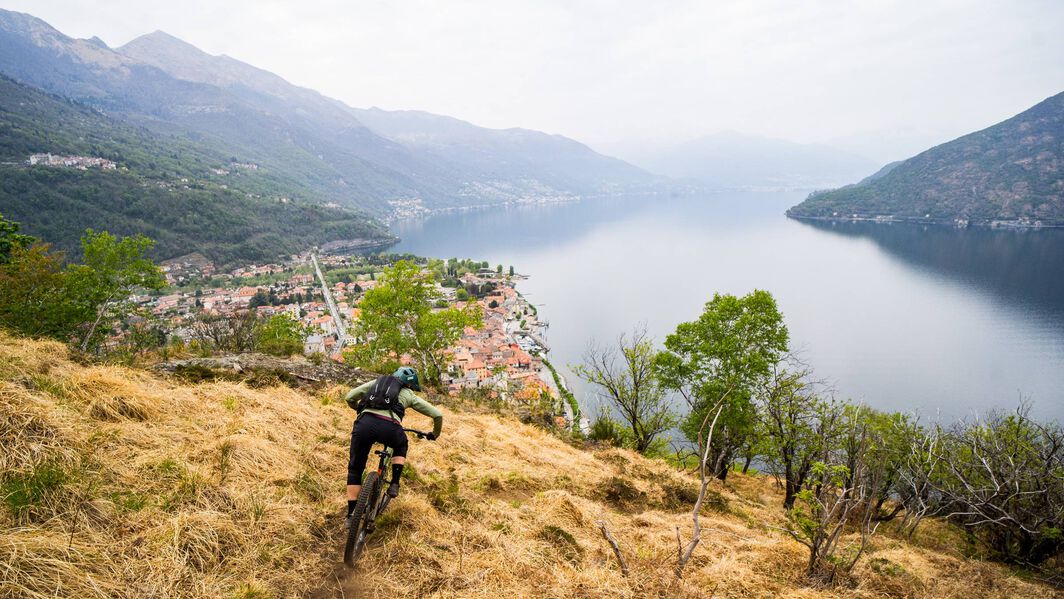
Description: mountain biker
343,366,443,524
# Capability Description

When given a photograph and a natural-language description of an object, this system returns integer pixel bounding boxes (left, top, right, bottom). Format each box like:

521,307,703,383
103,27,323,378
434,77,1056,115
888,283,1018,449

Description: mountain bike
343,428,430,566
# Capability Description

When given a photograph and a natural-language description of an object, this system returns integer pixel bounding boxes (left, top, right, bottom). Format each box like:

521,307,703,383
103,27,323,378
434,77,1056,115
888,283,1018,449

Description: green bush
588,411,628,446
2,462,68,521
254,313,307,357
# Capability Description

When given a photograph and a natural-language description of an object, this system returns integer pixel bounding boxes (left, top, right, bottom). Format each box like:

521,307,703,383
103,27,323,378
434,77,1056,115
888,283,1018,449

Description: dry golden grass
0,332,1058,598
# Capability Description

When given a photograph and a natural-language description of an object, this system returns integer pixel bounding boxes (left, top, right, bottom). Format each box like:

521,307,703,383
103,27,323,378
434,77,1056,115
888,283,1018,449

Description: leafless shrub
930,405,1064,566
189,311,259,353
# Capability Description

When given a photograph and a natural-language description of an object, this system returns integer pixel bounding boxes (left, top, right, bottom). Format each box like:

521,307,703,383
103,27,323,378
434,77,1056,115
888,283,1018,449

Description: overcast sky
4,0,1063,160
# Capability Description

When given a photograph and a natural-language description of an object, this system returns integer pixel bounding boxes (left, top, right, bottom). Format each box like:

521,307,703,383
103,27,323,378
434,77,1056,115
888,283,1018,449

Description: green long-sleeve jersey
344,379,444,438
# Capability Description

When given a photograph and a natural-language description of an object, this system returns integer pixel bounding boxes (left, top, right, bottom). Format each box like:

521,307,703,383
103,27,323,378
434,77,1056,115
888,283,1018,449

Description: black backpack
356,375,406,420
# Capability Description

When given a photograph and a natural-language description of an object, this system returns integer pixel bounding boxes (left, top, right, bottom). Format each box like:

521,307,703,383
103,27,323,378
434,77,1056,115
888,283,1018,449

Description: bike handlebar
403,428,433,440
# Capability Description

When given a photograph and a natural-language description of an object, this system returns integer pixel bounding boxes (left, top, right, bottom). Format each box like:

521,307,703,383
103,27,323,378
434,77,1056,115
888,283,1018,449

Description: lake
389,192,1064,424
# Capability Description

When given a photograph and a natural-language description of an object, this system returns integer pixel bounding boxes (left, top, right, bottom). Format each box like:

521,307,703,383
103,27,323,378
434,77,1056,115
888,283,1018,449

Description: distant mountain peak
119,29,205,56
0,8,83,47
143,29,181,40
0,8,134,73
83,35,109,49
0,8,55,33
117,29,290,93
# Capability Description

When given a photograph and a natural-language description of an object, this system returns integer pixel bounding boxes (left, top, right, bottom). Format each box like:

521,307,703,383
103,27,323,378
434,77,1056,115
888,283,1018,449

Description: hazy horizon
3,0,1063,163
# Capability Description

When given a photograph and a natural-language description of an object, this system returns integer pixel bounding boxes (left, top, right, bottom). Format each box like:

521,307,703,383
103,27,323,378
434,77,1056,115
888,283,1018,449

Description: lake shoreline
786,212,1064,229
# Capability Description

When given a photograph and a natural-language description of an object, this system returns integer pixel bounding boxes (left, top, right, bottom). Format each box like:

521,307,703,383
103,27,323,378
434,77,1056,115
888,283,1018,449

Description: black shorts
347,414,408,485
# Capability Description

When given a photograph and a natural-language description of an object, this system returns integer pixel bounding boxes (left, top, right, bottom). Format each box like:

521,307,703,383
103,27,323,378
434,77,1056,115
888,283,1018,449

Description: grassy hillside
0,75,391,265
788,91,1064,225
0,332,1054,598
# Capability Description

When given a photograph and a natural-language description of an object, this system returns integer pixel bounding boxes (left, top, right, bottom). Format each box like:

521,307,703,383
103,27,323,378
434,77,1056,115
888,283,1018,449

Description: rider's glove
426,432,437,441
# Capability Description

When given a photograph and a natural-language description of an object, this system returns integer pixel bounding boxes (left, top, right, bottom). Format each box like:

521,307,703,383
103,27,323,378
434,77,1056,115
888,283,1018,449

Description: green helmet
393,366,421,391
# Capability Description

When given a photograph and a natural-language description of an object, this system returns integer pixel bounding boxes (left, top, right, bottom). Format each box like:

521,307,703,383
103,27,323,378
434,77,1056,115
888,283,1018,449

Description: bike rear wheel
343,471,379,566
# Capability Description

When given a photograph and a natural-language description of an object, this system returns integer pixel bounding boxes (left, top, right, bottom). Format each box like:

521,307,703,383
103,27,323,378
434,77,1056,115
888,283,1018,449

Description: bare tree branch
597,520,630,578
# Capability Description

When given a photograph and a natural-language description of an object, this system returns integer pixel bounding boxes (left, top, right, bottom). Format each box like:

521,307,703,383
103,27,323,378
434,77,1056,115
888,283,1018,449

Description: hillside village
134,252,562,408
28,153,117,170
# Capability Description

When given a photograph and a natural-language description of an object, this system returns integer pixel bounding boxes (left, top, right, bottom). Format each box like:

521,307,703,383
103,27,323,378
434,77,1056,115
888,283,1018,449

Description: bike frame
368,447,394,516
369,428,428,515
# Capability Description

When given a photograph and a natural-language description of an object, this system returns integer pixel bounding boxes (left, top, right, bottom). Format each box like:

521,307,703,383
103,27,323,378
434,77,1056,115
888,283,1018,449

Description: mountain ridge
787,91,1064,226
0,8,658,221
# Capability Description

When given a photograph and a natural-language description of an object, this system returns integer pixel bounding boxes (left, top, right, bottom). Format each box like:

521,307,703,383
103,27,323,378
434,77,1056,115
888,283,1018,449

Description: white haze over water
4,0,1063,161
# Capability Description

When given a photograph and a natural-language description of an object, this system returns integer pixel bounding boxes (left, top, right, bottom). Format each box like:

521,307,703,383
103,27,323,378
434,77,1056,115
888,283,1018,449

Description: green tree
67,230,164,351
851,409,919,522
508,265,515,276
0,212,36,264
782,405,877,581
346,260,481,384
0,244,72,339
588,409,629,446
255,313,308,356
249,289,270,308
655,290,789,480
573,326,676,454
0,228,163,351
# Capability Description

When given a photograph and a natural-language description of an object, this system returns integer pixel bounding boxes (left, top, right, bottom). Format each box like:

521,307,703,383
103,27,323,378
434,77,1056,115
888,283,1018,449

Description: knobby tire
343,471,379,566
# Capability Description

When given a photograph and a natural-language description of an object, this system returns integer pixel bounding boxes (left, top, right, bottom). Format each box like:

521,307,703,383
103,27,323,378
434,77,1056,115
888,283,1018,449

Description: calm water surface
389,193,1064,423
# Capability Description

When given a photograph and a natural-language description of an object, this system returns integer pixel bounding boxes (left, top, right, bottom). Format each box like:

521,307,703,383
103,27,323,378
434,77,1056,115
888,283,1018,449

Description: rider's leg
346,419,374,514
391,456,406,481
385,426,409,497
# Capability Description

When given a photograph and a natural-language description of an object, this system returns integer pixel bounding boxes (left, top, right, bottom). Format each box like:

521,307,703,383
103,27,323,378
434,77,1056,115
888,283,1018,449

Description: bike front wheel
343,471,379,566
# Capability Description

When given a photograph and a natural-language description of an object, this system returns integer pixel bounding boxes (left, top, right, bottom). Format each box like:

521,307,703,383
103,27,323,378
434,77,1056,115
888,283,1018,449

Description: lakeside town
132,250,568,414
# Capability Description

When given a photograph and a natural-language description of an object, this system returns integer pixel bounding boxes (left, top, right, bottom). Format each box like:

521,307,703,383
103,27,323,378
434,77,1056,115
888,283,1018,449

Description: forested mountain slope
0,74,389,265
788,92,1064,225
350,107,660,197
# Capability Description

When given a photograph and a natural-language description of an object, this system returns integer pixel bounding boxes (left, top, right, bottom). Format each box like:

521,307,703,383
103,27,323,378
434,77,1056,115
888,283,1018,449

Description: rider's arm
343,380,375,411
403,389,443,438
